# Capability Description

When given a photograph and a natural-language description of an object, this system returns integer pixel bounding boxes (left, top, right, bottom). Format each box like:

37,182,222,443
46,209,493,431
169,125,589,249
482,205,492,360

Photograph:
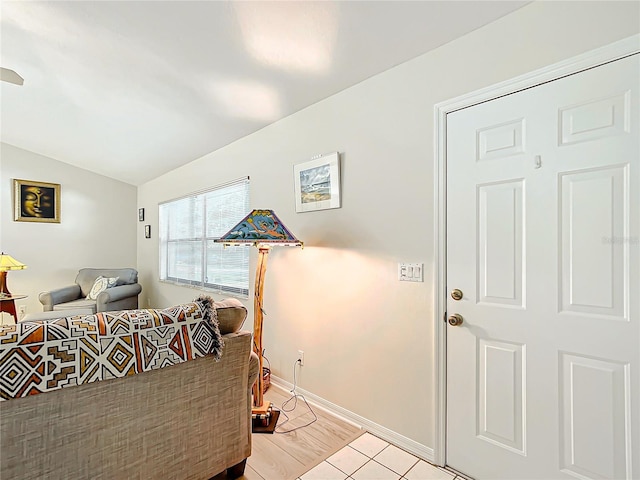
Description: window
159,178,250,297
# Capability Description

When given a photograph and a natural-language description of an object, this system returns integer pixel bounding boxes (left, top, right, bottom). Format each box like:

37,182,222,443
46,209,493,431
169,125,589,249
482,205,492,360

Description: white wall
137,2,640,454
0,143,137,320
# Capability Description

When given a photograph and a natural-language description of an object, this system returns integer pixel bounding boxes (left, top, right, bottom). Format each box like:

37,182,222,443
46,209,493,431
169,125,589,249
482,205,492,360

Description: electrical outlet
297,350,304,366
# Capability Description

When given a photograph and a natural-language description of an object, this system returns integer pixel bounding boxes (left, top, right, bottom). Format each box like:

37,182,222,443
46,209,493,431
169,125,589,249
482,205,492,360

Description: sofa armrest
248,351,259,391
96,284,142,309
39,285,82,311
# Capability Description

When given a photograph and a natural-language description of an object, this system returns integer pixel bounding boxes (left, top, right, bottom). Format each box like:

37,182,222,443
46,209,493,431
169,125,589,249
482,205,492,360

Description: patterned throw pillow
86,276,119,300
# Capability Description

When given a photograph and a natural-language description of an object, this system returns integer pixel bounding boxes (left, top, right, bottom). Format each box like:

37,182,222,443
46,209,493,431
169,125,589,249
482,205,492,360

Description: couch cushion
213,298,247,334
53,299,97,313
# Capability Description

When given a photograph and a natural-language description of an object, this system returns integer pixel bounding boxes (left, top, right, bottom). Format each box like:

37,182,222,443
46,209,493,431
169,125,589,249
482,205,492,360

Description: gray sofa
39,267,142,313
0,298,258,480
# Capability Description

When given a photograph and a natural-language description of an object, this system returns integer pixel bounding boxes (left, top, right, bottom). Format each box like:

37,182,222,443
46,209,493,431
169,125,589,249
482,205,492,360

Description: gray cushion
53,299,98,313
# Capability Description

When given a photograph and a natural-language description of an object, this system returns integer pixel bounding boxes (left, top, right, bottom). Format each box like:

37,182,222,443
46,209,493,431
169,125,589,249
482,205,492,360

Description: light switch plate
398,263,423,282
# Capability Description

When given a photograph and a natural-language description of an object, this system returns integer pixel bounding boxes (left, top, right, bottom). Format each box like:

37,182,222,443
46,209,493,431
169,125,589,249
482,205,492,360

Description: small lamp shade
0,253,27,297
0,253,27,271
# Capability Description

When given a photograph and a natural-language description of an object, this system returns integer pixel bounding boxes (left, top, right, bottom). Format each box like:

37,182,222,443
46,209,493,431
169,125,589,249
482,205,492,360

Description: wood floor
215,385,364,480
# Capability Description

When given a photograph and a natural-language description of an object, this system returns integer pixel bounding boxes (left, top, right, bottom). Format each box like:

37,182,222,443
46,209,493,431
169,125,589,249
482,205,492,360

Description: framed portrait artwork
294,152,341,213
138,208,145,222
145,225,151,238
13,179,61,223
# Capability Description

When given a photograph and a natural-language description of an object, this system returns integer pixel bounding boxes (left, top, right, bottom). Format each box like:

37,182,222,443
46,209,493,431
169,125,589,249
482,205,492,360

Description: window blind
159,178,250,296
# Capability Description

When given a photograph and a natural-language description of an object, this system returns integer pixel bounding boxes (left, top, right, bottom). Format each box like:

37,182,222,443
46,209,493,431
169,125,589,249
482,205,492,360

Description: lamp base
252,402,271,417
0,271,10,297
251,402,278,434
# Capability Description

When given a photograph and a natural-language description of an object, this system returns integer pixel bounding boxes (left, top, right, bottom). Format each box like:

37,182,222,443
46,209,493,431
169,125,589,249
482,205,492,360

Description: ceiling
0,1,528,186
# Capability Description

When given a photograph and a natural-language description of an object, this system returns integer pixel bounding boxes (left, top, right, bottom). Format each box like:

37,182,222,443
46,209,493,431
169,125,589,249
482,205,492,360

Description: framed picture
145,225,151,238
13,179,61,223
138,208,145,222
294,152,341,213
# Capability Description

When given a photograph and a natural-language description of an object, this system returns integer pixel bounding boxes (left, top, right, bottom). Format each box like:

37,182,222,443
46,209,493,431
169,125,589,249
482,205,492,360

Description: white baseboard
270,375,435,464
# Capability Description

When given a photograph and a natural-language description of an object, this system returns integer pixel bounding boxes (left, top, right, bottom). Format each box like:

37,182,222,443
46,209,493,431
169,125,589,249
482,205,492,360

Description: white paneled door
446,54,639,479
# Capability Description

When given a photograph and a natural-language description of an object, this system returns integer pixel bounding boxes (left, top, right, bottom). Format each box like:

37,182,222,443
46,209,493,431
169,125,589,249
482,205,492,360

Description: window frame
158,177,250,297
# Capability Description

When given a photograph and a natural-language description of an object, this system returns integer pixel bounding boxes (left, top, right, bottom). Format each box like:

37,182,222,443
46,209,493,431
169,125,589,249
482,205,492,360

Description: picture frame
138,208,145,222
294,152,341,213
13,179,61,223
145,225,151,238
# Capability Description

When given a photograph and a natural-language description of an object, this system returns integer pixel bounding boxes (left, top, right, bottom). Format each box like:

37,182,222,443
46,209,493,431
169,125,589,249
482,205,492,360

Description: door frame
432,34,640,467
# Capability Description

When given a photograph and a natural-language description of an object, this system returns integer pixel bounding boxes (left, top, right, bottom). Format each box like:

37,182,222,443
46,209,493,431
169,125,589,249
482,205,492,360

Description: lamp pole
252,246,270,410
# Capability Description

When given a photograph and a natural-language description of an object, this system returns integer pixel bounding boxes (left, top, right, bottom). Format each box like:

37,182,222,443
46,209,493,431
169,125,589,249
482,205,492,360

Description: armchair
39,268,142,313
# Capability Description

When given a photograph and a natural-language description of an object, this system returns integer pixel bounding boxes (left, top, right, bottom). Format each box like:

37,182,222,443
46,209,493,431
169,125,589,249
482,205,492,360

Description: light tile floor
299,432,462,480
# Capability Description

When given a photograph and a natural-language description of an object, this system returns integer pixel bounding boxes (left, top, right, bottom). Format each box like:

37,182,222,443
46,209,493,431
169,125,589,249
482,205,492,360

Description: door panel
477,338,526,455
446,54,638,479
559,353,631,480
477,118,526,161
560,166,628,319
477,180,525,307
559,92,630,146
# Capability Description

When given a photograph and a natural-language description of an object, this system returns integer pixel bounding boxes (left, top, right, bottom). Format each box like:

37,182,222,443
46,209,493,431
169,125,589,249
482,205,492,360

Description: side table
0,295,27,324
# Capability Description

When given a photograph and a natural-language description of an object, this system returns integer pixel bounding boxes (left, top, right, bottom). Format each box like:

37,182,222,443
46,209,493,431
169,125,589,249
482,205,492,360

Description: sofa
39,267,142,313
0,297,258,480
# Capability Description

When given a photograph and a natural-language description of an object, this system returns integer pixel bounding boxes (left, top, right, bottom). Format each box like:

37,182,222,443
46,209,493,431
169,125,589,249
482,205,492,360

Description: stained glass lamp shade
216,209,303,248
0,253,27,297
216,210,302,412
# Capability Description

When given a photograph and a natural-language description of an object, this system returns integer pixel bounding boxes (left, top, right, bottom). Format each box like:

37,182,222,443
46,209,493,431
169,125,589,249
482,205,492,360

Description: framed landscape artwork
13,179,61,223
294,152,341,213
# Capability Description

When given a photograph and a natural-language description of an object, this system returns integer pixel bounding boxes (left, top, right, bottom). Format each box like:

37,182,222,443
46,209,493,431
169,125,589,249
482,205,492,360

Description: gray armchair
39,268,142,313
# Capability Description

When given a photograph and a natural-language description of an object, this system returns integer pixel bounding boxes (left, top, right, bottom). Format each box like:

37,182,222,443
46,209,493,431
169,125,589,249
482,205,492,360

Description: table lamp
0,253,27,298
215,209,302,426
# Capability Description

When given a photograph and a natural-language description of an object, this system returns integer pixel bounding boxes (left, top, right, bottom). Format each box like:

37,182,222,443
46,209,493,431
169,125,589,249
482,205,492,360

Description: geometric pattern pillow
86,276,118,300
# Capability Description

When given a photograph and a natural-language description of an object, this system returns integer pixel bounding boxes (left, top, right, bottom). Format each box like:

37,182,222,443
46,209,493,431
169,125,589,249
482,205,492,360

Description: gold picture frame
13,179,61,223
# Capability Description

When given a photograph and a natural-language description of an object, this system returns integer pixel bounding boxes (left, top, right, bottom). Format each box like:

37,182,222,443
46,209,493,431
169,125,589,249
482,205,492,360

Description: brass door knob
448,314,463,326
451,289,463,301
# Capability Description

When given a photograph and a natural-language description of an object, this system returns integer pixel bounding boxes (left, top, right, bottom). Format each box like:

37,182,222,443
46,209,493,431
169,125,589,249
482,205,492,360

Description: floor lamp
216,209,302,430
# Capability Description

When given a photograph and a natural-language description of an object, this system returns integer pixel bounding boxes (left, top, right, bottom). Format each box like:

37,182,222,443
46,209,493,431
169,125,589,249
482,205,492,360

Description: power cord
275,358,318,434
